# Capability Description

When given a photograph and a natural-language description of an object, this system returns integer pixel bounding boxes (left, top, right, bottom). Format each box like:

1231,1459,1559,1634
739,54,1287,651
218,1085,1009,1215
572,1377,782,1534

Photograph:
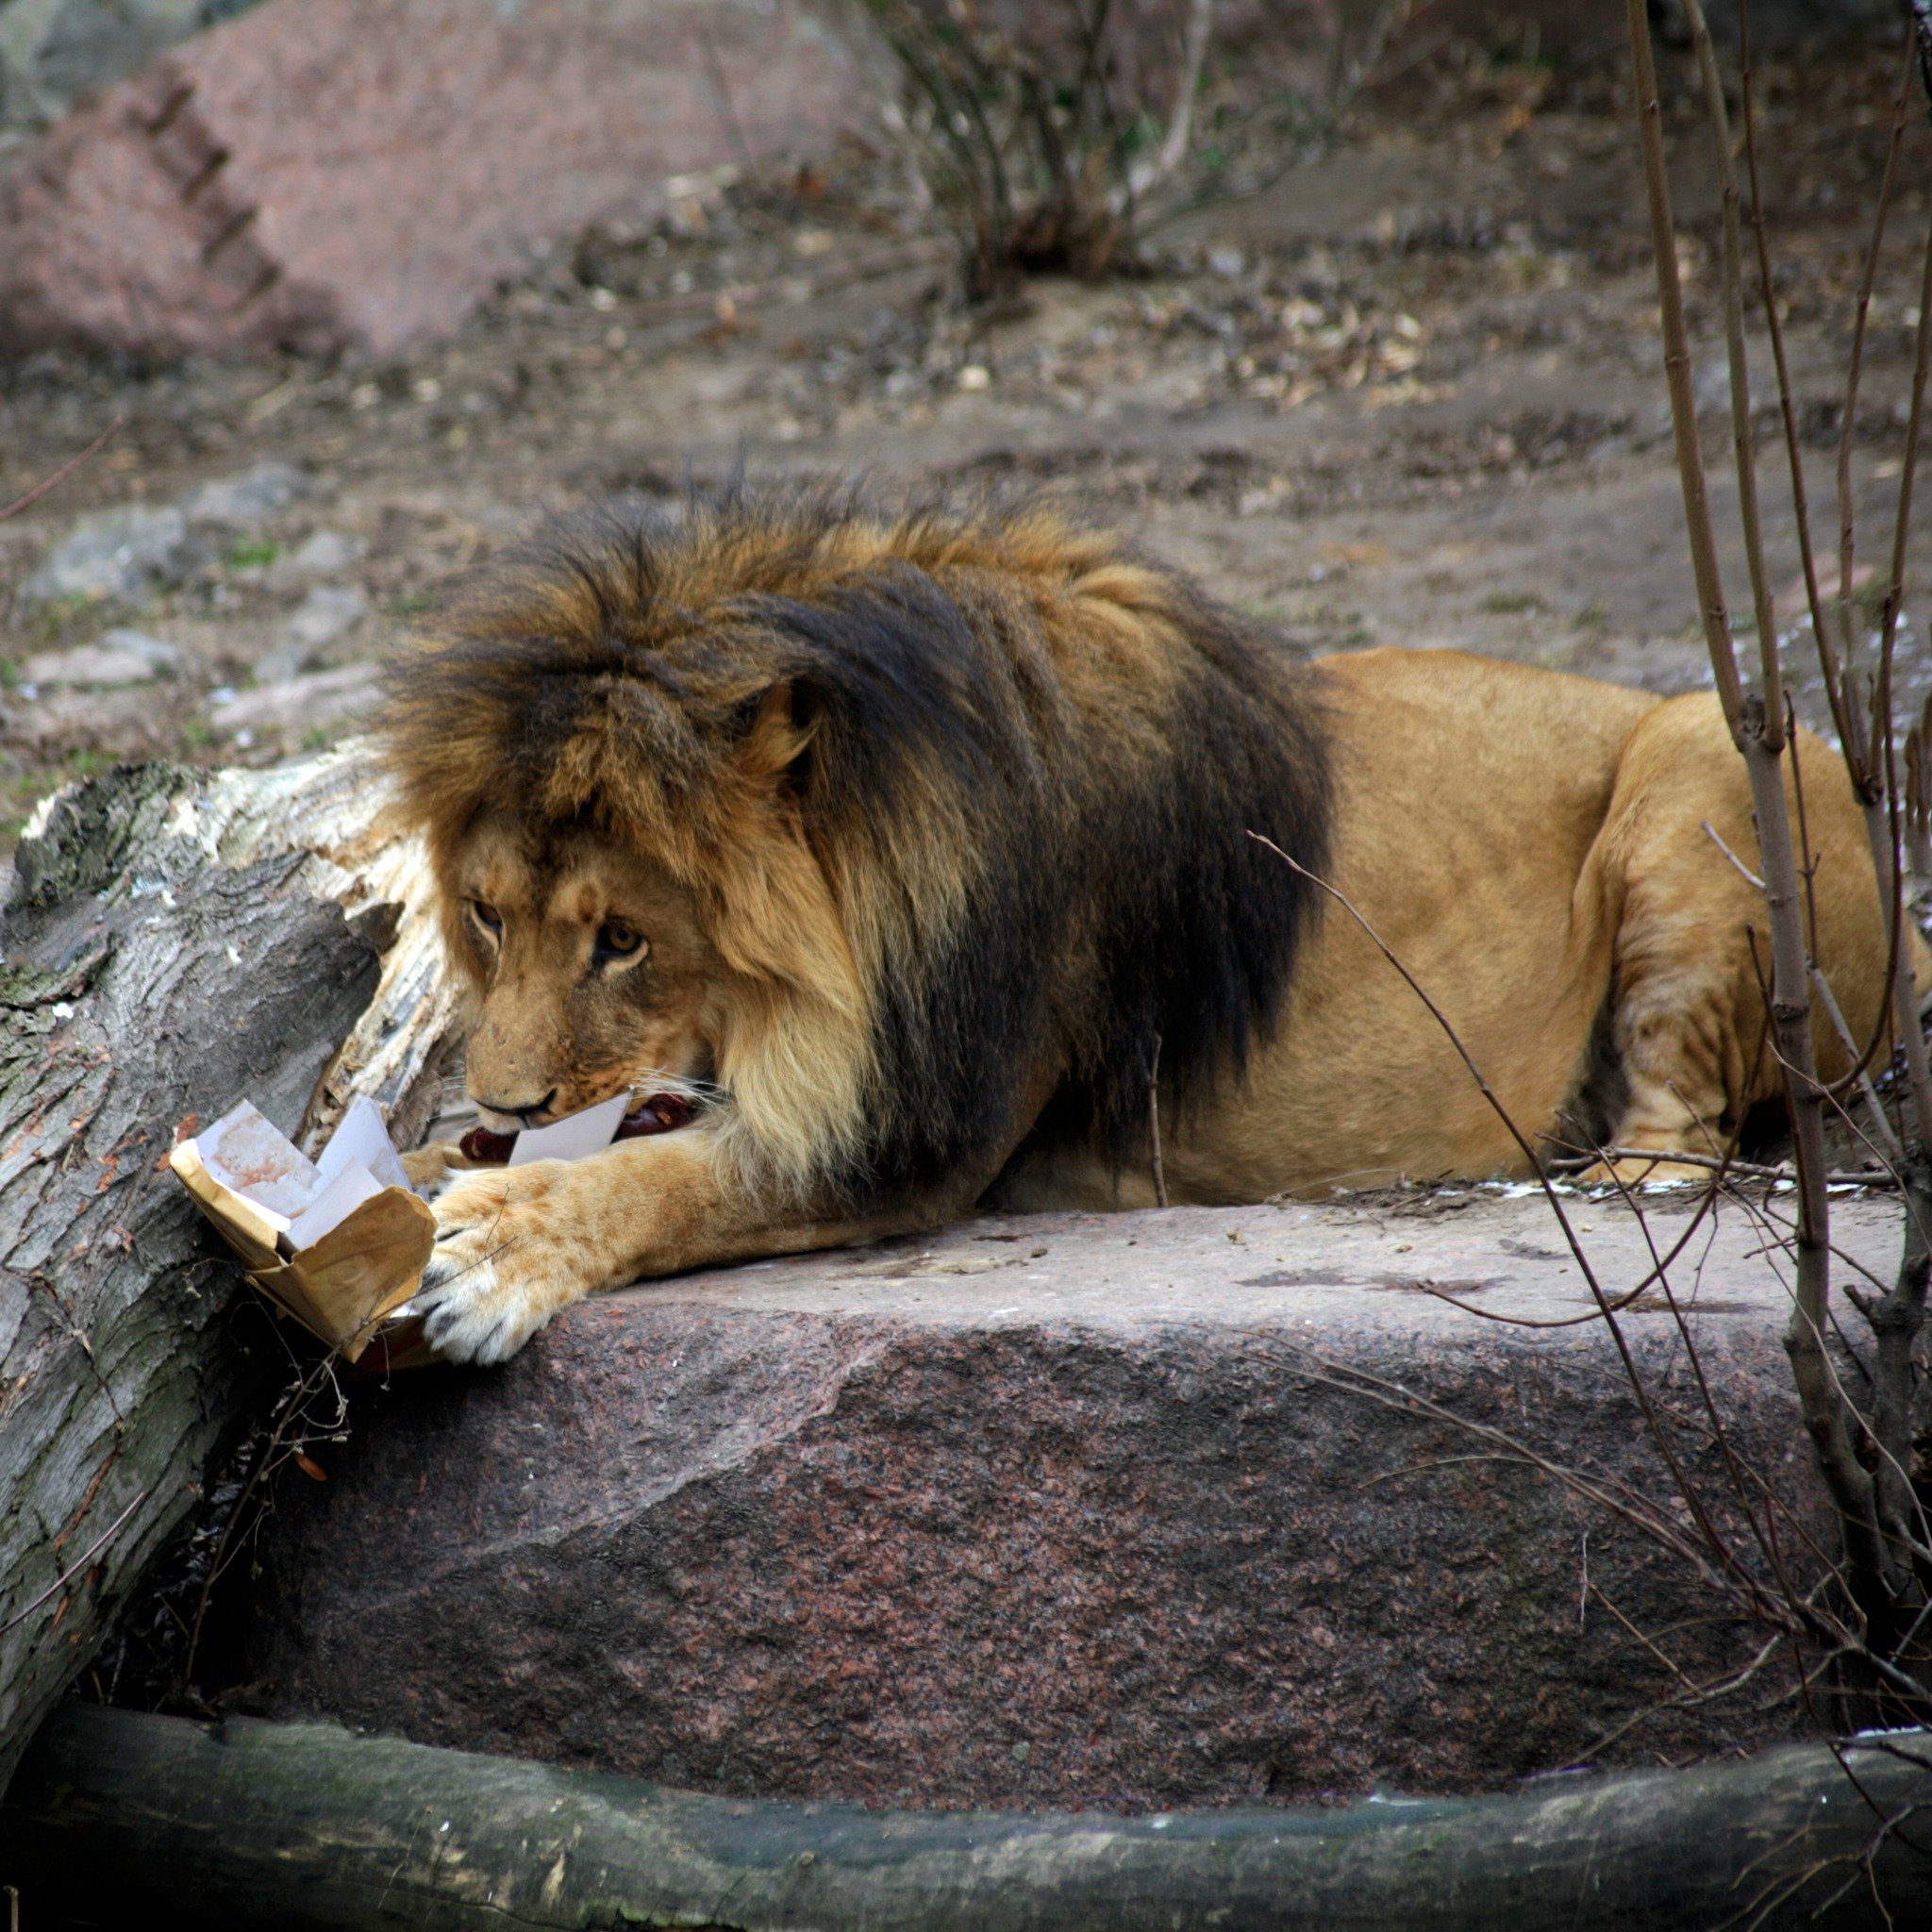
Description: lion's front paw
413,1163,586,1364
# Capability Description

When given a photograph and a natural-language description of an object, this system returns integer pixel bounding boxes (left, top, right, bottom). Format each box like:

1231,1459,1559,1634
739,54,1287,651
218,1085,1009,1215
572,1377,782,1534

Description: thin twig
695,20,757,180
1625,0,1741,730
1686,0,1782,740
0,1491,147,1635
1740,8,1852,765
1810,964,1906,1166
1419,1185,1732,1329
1785,701,1826,1022
1147,1031,1169,1208
1703,817,1765,891
1836,30,1915,687
0,418,123,525
177,1352,343,1690
1128,0,1215,197
1866,208,1932,1159
1591,1132,1840,1646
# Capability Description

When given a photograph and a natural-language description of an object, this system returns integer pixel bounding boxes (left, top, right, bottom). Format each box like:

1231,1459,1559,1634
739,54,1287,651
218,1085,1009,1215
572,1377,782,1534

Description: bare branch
1624,0,1743,731
1685,0,1782,740
1836,31,1916,686
1633,0,1882,1591
1740,7,1855,768
1147,1032,1168,1208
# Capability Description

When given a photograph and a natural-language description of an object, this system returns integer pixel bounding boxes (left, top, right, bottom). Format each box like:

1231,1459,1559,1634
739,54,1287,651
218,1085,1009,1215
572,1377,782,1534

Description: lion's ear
734,680,816,783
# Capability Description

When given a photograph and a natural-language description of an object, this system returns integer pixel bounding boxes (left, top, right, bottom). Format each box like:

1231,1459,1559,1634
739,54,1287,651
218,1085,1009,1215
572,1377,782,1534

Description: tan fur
1010,651,1924,1208
389,506,1924,1363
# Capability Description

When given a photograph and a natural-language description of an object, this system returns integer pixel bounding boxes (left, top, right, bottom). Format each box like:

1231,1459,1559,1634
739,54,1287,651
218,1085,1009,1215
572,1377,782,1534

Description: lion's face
446,816,722,1129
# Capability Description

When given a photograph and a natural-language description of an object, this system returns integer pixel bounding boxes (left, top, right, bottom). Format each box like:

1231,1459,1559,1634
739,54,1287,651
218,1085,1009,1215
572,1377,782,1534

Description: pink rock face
221,1195,1856,1810
0,0,867,360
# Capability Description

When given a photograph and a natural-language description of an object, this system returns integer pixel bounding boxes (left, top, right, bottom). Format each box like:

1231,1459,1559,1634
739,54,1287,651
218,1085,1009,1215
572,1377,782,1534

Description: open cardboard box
170,1095,441,1370
169,1090,646,1371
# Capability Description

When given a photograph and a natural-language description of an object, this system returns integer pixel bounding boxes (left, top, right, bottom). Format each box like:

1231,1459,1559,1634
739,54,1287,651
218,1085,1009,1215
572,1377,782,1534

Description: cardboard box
170,1095,439,1369
169,1089,672,1370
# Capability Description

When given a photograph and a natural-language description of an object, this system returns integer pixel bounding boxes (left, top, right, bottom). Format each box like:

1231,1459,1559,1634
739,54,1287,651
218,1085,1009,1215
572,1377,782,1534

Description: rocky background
3,0,1930,1835
1,0,1928,850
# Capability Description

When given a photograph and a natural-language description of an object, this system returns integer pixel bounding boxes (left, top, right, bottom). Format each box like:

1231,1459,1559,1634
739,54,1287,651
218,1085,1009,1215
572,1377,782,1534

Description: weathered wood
0,750,459,1790
4,1703,1930,1930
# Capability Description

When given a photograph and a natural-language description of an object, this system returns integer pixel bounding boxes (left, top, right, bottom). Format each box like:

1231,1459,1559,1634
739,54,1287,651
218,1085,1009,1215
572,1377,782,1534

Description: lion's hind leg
1584,693,1895,1186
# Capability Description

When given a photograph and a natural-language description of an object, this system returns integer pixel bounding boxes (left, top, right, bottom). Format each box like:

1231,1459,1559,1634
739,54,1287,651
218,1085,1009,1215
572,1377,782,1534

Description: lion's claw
413,1164,578,1364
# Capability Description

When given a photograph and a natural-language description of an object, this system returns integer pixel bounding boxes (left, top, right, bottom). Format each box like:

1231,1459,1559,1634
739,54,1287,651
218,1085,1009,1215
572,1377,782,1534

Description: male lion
385,490,1923,1363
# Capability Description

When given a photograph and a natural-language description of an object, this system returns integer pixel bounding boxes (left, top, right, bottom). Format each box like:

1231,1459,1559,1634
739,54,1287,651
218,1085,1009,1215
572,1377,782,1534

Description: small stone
19,505,206,609
1208,245,1246,279
284,533,363,575
253,644,313,686
98,627,182,669
18,642,160,688
957,364,991,391
284,583,369,654
180,461,311,527
211,663,381,734
258,584,366,681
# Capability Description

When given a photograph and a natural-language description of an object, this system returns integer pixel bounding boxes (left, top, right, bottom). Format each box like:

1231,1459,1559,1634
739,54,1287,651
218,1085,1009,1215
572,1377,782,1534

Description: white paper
194,1093,416,1249
508,1092,629,1167
198,1100,315,1224
317,1093,414,1196
285,1158,386,1250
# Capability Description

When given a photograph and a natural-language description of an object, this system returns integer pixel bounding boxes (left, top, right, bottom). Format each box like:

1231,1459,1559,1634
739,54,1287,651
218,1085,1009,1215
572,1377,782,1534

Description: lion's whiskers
627,1069,722,1110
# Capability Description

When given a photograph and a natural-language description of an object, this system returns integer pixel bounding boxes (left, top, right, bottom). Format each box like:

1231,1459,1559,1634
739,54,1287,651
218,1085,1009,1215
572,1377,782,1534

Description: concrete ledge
217,1193,1877,1809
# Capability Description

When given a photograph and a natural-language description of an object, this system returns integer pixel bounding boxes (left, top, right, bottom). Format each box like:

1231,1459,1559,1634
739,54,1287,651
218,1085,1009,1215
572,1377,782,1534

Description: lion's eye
466,899,502,941
593,919,646,967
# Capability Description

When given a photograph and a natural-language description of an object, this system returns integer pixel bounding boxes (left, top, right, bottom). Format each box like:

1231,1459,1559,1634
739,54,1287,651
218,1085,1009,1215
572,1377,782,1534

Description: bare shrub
865,1,1418,295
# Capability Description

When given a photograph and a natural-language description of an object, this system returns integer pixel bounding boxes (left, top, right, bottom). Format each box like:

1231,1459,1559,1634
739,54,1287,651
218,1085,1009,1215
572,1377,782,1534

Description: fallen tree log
0,751,458,1790
4,1703,1930,1931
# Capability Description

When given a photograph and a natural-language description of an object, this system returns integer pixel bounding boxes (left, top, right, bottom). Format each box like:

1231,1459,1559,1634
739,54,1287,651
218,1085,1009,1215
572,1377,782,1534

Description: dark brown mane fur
382,487,1331,1206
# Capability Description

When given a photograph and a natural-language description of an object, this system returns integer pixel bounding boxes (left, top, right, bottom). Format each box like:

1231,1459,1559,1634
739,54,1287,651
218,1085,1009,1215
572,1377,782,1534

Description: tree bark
0,751,459,1791
3,1703,1930,1931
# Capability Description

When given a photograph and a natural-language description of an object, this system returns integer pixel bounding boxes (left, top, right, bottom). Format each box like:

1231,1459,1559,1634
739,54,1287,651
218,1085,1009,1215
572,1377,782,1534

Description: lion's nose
471,1086,558,1126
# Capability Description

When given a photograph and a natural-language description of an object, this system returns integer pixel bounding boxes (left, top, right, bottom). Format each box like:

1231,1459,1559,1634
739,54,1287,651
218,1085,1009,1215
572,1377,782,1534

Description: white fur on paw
414,1248,554,1363
416,1261,537,1362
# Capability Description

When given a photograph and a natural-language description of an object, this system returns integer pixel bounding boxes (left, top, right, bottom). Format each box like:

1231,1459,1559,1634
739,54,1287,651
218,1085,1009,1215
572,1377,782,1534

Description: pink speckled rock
0,0,867,360
219,1193,1860,1809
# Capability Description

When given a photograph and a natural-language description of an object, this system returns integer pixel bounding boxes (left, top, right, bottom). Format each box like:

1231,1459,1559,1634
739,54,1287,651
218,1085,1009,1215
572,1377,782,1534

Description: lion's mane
382,488,1332,1205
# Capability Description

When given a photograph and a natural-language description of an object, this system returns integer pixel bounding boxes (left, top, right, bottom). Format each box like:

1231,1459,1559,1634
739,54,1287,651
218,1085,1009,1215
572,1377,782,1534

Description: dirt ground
2,31,1931,844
